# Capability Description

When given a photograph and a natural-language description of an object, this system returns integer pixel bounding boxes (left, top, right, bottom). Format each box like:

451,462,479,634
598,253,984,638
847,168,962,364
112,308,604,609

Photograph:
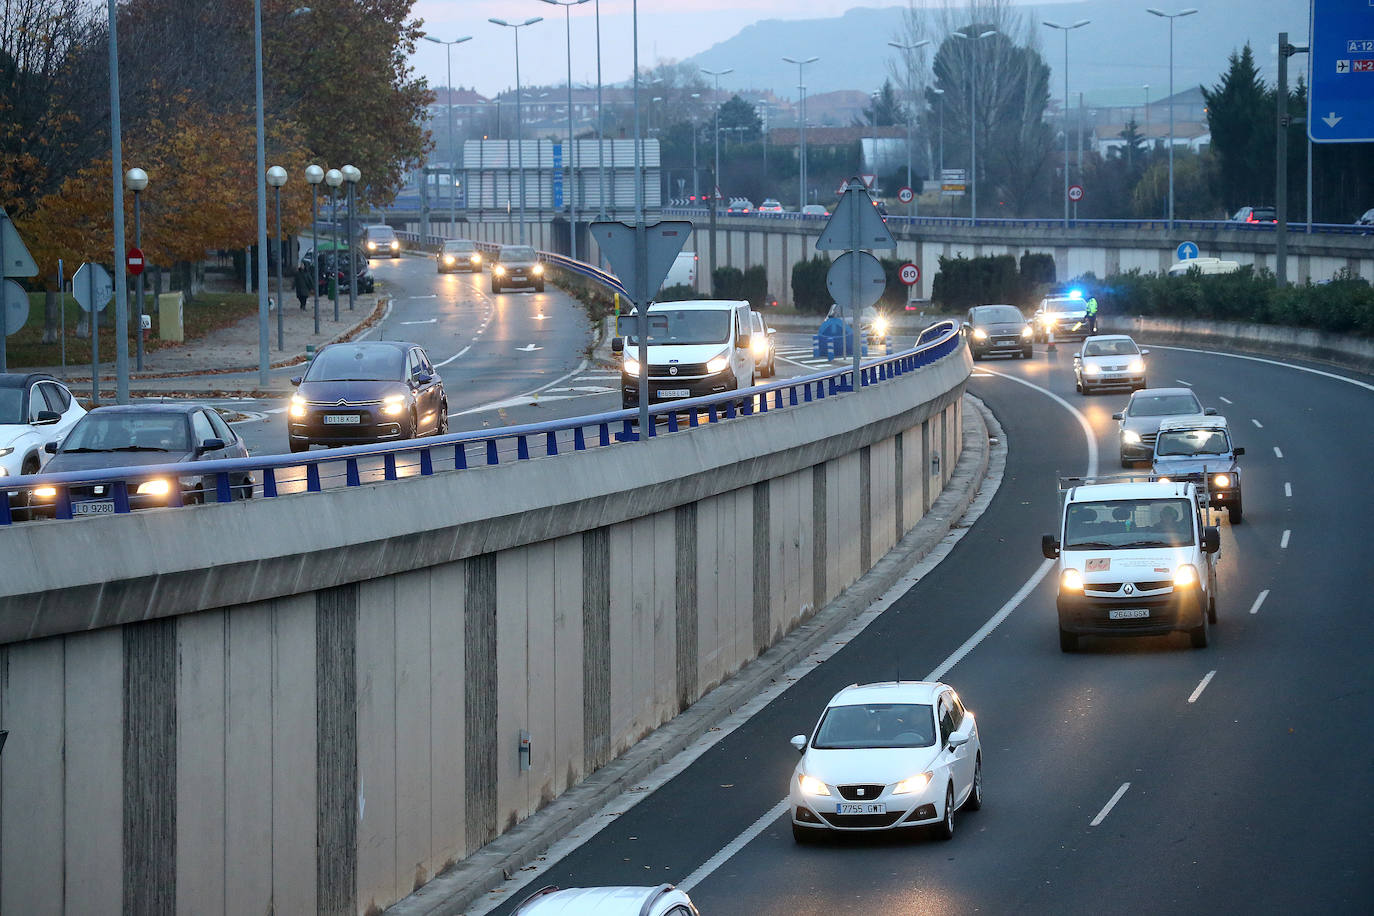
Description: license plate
656,389,690,398
323,414,361,425
836,802,886,815
1109,608,1150,620
72,500,115,516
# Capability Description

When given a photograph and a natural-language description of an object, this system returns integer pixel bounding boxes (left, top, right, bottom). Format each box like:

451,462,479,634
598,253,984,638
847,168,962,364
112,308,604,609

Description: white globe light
125,167,149,191
266,165,288,187
341,164,361,183
324,168,343,188
305,164,325,184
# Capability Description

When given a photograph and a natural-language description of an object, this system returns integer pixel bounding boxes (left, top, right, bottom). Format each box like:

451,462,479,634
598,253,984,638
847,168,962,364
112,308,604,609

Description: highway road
474,341,1374,915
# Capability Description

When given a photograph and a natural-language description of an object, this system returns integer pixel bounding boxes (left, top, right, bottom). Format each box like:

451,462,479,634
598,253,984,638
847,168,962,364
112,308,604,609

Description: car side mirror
34,410,61,425
1111,412,1123,421
611,336,624,353
767,327,776,335
290,376,303,386
1041,534,1061,559
790,735,807,753
45,441,59,455
948,732,970,750
1202,526,1221,554
1140,348,1150,355
736,333,750,350
198,437,226,454
1204,407,1218,415
414,371,433,385
1233,446,1245,456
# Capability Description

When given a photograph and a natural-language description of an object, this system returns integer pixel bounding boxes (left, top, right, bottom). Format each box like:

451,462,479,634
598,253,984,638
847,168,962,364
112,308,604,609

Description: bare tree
887,2,934,172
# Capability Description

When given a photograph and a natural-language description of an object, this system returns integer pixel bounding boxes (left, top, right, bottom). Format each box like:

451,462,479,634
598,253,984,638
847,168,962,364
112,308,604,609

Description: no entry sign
126,247,145,276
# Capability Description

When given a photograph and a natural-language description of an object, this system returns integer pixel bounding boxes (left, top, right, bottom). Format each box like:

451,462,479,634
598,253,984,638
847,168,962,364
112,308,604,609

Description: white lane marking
1149,344,1374,394
1176,378,1193,386
433,345,471,368
1187,670,1217,704
407,294,437,300
679,800,789,892
1249,589,1270,615
1273,446,1283,458
1251,418,1263,428
1090,783,1132,827
979,368,1101,477
516,344,543,352
1284,482,1292,498
451,360,592,417
1280,529,1291,549
928,559,1056,683
264,406,287,415
1218,396,1233,404
399,318,437,325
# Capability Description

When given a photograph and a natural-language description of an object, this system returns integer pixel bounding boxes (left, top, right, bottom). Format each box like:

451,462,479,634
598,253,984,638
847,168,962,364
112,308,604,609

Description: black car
288,340,447,452
490,244,544,293
964,304,1033,359
301,248,375,294
438,239,483,273
363,224,401,258
27,404,252,517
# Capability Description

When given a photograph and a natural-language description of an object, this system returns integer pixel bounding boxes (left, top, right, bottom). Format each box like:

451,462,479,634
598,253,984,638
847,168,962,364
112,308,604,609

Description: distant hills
685,0,1310,105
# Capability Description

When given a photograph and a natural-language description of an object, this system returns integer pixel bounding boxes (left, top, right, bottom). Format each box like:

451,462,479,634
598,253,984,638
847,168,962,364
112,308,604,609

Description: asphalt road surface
474,341,1374,915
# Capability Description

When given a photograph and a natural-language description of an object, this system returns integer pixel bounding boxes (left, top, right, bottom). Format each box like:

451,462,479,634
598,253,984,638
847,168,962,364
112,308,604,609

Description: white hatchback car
1073,335,1148,394
1,373,86,480
512,884,699,915
789,681,982,843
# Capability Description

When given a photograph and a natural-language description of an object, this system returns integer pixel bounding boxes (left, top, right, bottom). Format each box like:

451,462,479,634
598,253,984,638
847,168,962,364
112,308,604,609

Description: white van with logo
613,300,755,409
1041,478,1221,651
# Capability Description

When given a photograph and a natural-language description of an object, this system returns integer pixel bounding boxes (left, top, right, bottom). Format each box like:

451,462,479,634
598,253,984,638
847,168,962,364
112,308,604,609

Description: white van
1167,257,1240,277
613,300,755,409
1041,477,1221,651
661,251,699,291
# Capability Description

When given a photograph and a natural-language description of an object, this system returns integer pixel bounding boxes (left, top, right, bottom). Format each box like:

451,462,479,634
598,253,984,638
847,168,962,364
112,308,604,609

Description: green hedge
1079,267,1374,337
791,254,832,314
711,265,767,305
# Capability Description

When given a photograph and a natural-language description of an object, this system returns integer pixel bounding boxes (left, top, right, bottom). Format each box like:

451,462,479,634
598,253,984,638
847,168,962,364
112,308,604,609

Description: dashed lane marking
1090,783,1132,827
1249,589,1270,615
1273,446,1283,458
1280,529,1291,549
1188,670,1217,704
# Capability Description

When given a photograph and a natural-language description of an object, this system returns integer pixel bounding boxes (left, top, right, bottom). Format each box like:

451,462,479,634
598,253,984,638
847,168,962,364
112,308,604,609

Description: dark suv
491,245,544,293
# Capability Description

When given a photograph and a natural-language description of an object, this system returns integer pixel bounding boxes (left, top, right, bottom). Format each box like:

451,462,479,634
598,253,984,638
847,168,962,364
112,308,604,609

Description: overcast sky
409,1,926,96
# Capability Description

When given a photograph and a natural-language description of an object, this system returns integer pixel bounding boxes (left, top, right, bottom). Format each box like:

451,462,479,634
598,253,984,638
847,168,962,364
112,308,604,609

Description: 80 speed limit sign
898,262,920,286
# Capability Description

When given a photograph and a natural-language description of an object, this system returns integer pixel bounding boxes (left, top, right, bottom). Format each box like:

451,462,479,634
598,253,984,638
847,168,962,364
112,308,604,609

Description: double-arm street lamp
1043,19,1091,227
490,16,544,244
1147,7,1198,229
421,33,473,240
782,56,818,210
887,41,930,217
542,0,589,260
950,28,998,225
701,67,734,206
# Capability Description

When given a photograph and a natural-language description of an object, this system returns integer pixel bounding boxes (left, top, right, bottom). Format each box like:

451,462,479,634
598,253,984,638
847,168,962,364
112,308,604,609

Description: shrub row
930,252,1057,311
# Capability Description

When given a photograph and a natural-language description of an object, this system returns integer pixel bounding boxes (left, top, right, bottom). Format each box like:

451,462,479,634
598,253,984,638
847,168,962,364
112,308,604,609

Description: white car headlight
892,772,932,795
798,774,831,797
443,255,456,264
1061,568,1084,591
707,355,730,373
1122,430,1142,445
873,318,888,336
136,478,171,496
33,485,57,499
623,357,641,377
1128,359,1145,373
1083,363,1102,375
382,395,406,416
367,241,377,250
1174,563,1199,587
390,240,399,250
471,253,482,263
751,337,768,356
494,265,507,276
972,328,988,340
1213,473,1230,488
289,395,307,419
532,263,544,275
1157,476,1172,483
1021,326,1033,338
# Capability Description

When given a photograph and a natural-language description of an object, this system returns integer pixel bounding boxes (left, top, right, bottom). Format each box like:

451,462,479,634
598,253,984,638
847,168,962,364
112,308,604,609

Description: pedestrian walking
294,262,311,310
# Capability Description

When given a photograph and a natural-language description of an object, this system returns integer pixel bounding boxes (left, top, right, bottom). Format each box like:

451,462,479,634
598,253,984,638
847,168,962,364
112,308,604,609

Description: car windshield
1128,394,1202,417
444,241,475,252
625,309,731,346
63,412,190,452
1083,339,1139,357
1156,428,1231,457
1064,498,1196,549
972,306,1023,325
1042,298,1081,314
499,246,536,262
0,388,23,424
367,227,396,240
812,703,936,750
305,345,404,382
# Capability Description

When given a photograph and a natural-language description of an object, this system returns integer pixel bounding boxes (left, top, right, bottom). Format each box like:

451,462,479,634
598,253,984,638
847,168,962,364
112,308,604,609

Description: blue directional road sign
552,143,564,209
1176,241,1200,261
1308,0,1374,143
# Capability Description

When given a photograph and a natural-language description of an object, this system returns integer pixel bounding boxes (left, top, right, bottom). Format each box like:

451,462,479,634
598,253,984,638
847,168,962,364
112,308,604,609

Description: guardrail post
55,487,72,520
346,458,361,487
0,494,10,525
383,453,398,481
688,409,700,428
545,431,558,456
517,436,530,460
485,440,499,465
215,471,233,503
573,427,586,450
598,423,610,447
263,468,278,497
667,412,679,432
455,443,468,469
306,464,321,492
113,481,131,513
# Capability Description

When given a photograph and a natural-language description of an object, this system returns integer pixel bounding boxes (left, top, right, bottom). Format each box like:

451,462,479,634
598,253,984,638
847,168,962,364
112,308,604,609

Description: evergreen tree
1202,44,1272,210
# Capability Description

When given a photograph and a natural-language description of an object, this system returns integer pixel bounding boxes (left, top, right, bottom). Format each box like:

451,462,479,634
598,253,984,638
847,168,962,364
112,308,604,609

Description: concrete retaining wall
1102,314,1374,375
0,348,970,915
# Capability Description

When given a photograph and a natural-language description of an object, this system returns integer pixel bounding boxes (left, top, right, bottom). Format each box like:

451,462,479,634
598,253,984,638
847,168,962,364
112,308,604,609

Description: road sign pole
89,268,98,404
134,191,144,372
849,181,861,382
58,259,65,377
0,210,6,373
635,222,650,436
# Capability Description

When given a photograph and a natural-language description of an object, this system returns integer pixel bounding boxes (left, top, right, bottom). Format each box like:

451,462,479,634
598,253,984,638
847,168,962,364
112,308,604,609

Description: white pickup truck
1041,477,1221,651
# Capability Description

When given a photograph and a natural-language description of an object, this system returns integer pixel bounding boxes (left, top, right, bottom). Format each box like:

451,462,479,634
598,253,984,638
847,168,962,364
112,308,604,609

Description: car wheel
1189,610,1210,649
792,822,821,844
965,754,983,811
1119,456,1134,469
535,282,545,292
491,280,501,293
1228,499,1243,524
1059,627,1078,652
933,784,955,841
1208,589,1218,625
435,402,449,436
289,439,308,453
236,476,254,500
1022,347,1033,359
21,455,40,476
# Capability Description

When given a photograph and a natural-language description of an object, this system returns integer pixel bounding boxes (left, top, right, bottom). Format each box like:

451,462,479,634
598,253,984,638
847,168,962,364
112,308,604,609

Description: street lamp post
1044,19,1091,227
125,167,148,372
341,164,360,310
1147,7,1198,229
701,66,733,282
422,34,473,242
689,92,701,202
252,0,270,388
305,164,323,335
782,57,817,210
542,0,589,261
267,165,287,349
888,40,930,219
324,168,342,321
932,87,945,178
594,0,606,221
951,28,998,225
106,0,130,402
490,16,543,245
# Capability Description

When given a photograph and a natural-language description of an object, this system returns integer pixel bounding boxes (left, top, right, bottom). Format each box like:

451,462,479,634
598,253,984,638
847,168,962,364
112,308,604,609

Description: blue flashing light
1068,289,1084,300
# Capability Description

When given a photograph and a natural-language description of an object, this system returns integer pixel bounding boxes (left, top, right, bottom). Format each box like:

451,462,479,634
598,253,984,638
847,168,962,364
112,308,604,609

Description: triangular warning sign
0,207,39,279
815,181,896,252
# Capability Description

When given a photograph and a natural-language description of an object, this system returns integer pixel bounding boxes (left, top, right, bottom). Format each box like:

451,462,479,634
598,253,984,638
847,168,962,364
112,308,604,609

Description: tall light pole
341,164,360,310
888,40,930,218
932,87,945,177
782,57,817,210
325,168,342,321
490,16,543,245
252,0,270,388
689,92,701,202
702,67,734,203
105,0,130,402
1147,8,1198,229
951,28,997,225
125,167,148,373
543,1,588,260
422,34,472,241
594,0,606,220
305,164,323,335
267,165,287,350
1044,19,1090,227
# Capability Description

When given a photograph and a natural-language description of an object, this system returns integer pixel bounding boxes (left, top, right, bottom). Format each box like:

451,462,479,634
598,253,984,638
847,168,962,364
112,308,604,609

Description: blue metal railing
0,322,963,525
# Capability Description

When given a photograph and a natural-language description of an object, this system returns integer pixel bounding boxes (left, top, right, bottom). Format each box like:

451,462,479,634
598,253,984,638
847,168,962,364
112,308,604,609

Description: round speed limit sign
897,186,915,204
898,262,920,286
1068,184,1085,202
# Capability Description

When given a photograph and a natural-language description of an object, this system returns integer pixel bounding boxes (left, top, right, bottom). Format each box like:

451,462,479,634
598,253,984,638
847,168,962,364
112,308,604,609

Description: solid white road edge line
1149,344,1374,394
1090,783,1132,827
432,345,471,369
1249,589,1270,615
353,297,395,340
1280,529,1291,549
1274,446,1283,458
678,801,790,892
1187,670,1217,704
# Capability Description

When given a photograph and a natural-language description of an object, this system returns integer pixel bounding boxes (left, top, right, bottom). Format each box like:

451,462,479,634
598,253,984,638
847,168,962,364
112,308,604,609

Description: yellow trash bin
157,291,184,342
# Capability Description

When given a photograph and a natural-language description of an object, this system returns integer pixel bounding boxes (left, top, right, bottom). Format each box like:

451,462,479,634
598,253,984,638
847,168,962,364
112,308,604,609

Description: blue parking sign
1309,0,1374,142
